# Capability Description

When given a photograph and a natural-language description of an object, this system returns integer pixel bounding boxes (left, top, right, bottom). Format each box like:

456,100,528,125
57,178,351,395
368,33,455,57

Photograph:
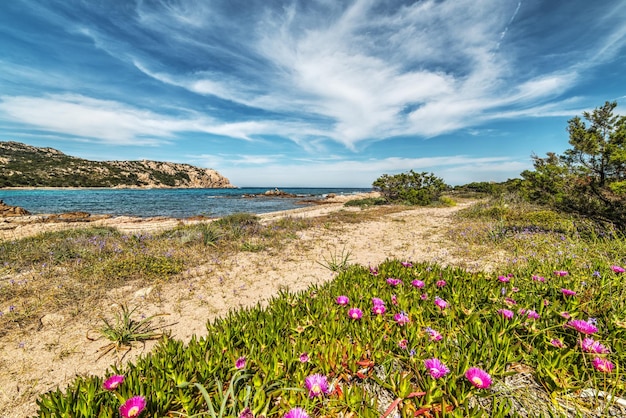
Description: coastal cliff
0,141,235,188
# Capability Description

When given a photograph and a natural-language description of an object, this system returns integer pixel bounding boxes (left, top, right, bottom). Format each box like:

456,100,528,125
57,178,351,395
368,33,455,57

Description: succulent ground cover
2,196,626,416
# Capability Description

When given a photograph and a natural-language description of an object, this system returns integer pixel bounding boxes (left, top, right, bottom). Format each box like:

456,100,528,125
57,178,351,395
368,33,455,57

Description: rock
0,200,30,217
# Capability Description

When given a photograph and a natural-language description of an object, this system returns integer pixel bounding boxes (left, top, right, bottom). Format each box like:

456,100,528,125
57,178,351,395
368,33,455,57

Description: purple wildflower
386,278,402,286
465,368,492,389
371,297,385,306
561,288,576,297
394,312,410,325
592,357,614,373
611,265,625,273
498,275,510,283
434,296,448,310
580,338,610,354
299,352,310,363
348,308,363,320
304,374,329,398
336,295,349,305
567,319,598,334
411,279,425,288
498,309,514,320
550,338,565,348
436,280,446,288
235,356,246,369
554,270,569,277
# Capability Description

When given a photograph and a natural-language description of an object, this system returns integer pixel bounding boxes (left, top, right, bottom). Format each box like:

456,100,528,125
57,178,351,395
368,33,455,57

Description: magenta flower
561,288,576,297
498,275,510,283
560,311,571,319
235,356,246,369
532,275,546,282
526,310,540,320
336,295,349,305
394,312,410,325
580,338,610,354
398,339,408,349
411,279,425,288
284,408,310,418
465,368,492,389
372,304,386,315
401,261,413,267
386,278,402,286
436,280,446,287
567,319,598,334
425,327,443,341
420,293,428,300
348,308,363,320
592,357,614,373
391,294,398,305
103,375,124,391
119,396,146,418
550,338,565,348
611,265,625,273
371,297,385,306
554,270,569,277
369,266,379,276
434,296,448,310
424,358,450,379
498,309,514,320
304,374,329,398
504,297,517,305
299,352,310,363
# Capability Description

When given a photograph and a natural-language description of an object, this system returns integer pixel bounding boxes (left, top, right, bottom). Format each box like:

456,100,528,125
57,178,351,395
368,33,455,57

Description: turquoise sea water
0,188,372,218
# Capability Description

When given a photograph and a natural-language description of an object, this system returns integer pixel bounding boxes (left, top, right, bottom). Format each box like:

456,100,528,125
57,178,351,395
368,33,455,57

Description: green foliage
372,170,448,205
98,305,167,354
521,101,626,229
317,246,353,272
343,197,388,208
36,257,626,417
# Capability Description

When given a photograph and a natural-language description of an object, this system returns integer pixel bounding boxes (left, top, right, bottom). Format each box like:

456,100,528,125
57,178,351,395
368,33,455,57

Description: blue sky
1,0,625,187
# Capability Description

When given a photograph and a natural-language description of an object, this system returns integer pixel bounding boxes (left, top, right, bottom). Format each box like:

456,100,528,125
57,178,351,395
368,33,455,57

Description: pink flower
284,408,310,418
391,294,398,305
386,278,402,286
411,279,425,288
103,375,124,391
611,265,625,273
299,352,310,363
498,275,510,283
420,293,428,300
532,275,546,282
436,280,446,287
550,338,565,348
567,319,598,334
504,297,517,305
554,270,569,277
560,311,571,319
425,327,443,341
239,408,254,418
424,358,450,379
592,357,614,373
465,368,492,389
526,310,540,320
401,261,413,267
119,396,146,418
304,374,329,398
369,266,379,276
336,295,349,305
434,296,448,310
235,356,246,369
394,312,410,325
398,339,408,349
348,308,363,320
498,309,514,320
372,304,386,315
371,297,385,306
580,338,610,354
561,288,576,297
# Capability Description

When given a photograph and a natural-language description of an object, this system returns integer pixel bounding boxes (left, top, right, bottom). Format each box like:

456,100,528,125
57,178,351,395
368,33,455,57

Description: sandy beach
0,195,479,417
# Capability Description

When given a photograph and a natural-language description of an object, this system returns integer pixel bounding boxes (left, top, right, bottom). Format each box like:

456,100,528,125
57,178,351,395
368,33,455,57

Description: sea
0,187,373,218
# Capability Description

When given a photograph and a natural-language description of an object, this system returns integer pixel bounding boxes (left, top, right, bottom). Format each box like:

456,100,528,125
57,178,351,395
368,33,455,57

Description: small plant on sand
317,246,353,272
95,304,168,359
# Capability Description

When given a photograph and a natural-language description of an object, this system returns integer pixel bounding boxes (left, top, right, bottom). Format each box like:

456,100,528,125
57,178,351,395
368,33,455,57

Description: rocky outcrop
0,141,235,189
0,200,30,217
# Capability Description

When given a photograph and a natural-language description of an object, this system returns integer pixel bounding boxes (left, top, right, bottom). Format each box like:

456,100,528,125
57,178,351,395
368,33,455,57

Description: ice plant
498,309,514,320
567,319,598,334
348,308,363,320
235,356,246,369
398,339,408,349
336,295,349,305
532,275,546,282
434,296,448,310
411,279,425,288
561,288,576,297
394,312,410,325
103,375,124,391
611,265,625,273
119,396,146,418
299,352,310,363
550,338,565,348
401,261,413,267
239,408,254,418
284,408,310,418
497,275,510,283
391,294,398,305
580,338,610,354
305,374,329,398
554,270,569,277
436,280,446,287
526,310,540,320
371,297,385,306
372,304,386,315
592,357,614,373
386,278,402,286
465,368,492,389
424,358,450,379
425,327,443,341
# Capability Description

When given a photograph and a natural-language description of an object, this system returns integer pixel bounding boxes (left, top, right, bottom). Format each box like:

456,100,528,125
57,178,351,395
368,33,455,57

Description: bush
372,170,448,205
